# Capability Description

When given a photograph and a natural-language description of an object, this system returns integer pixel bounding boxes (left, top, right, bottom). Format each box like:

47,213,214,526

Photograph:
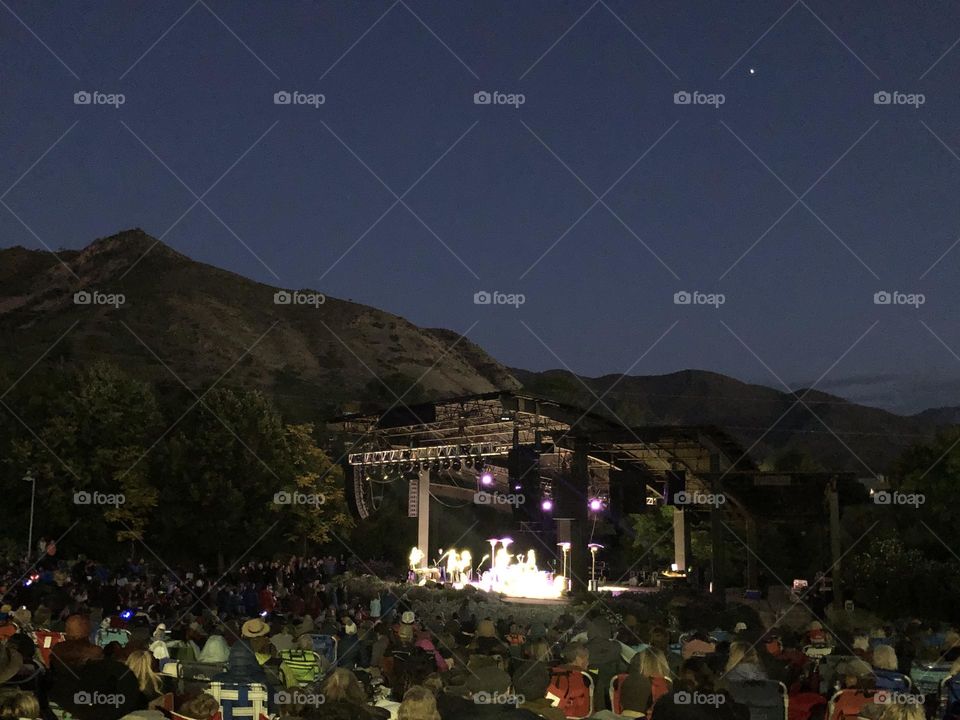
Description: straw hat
241,618,271,638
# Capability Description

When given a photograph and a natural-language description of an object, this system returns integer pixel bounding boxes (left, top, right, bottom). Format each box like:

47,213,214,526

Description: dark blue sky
3,0,960,413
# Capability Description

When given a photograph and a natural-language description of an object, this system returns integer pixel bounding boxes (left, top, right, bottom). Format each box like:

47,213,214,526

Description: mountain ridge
0,229,953,471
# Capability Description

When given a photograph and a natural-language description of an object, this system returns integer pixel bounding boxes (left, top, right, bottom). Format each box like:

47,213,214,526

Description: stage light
480,471,494,486
541,499,553,512
589,498,603,512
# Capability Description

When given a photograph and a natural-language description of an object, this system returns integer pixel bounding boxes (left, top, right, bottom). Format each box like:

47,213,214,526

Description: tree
8,362,162,551
271,423,353,546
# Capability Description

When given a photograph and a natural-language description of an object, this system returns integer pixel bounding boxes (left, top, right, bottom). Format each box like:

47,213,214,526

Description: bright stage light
541,499,553,511
589,498,602,512
480,471,494,486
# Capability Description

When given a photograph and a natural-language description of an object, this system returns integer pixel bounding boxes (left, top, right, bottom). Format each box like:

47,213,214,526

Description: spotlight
541,499,553,512
589,498,603,512
480,471,494,486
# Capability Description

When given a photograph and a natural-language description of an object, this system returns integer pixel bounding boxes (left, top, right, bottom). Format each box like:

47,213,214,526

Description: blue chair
305,633,337,664
942,674,960,720
208,681,269,720
726,679,789,720
873,668,910,692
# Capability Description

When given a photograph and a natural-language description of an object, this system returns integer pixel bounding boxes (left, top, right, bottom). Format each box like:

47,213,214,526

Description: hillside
0,229,521,420
0,229,950,471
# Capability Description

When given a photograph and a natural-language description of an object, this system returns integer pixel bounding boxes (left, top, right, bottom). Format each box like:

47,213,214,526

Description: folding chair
609,673,627,714
279,648,322,687
31,630,65,667
207,681,270,720
827,689,874,720
305,633,337,664
725,679,789,720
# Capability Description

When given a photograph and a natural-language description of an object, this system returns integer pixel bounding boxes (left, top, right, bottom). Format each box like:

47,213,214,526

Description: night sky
3,1,960,414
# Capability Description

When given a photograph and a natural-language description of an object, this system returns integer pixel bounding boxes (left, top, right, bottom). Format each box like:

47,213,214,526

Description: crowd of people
0,553,956,720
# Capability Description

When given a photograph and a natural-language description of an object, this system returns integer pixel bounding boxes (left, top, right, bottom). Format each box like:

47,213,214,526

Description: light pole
557,542,571,592
23,472,35,563
587,543,603,592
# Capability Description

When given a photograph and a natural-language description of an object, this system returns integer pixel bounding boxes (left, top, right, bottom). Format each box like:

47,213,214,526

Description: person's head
64,614,91,641
398,685,440,720
725,641,760,672
322,668,367,705
630,647,671,678
0,691,41,719
587,616,612,641
527,639,552,662
125,649,163,695
873,645,899,671
649,626,670,652
951,657,960,678
179,692,220,720
563,643,589,670
877,703,925,720
677,658,718,693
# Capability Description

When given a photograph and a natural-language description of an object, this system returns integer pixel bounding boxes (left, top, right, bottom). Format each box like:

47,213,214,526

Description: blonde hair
878,703,925,720
949,657,960,678
725,641,760,673
125,650,163,695
630,647,671,678
0,691,41,719
872,645,899,671
398,685,441,720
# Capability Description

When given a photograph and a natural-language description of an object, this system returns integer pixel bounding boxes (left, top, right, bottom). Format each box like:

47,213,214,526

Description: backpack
547,668,591,718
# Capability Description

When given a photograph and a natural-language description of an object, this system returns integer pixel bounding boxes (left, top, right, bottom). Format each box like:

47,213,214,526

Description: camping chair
31,630,65,667
609,673,671,714
95,627,131,648
180,660,228,682
828,689,875,720
725,679,789,720
207,681,270,720
279,648,322,687
873,669,911,692
941,674,960,720
305,633,337,664
609,673,627,714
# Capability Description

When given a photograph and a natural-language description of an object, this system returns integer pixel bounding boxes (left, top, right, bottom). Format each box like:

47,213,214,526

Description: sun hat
401,611,415,625
241,618,271,638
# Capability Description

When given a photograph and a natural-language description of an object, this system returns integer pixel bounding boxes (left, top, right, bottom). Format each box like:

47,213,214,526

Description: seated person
649,658,744,720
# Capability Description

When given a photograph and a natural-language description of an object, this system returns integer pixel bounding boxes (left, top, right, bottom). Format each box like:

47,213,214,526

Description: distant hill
0,229,952,471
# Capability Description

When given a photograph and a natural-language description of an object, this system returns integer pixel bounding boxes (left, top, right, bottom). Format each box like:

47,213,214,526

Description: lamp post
587,543,604,592
23,472,35,563
557,542,571,593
